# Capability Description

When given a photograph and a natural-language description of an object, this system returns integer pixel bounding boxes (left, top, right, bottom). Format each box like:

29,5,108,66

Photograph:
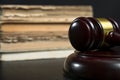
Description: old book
0,5,93,23
0,5,93,53
0,23,72,52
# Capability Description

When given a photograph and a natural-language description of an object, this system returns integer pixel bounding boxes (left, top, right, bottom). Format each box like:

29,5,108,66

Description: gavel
63,17,120,80
69,17,120,51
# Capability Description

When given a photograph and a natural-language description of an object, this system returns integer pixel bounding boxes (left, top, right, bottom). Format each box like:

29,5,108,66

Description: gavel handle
106,32,120,45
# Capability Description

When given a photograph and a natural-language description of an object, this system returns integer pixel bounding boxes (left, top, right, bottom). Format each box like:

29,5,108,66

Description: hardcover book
0,5,93,53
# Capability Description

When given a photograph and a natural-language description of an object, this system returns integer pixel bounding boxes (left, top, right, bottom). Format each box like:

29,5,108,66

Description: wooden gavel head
69,17,120,51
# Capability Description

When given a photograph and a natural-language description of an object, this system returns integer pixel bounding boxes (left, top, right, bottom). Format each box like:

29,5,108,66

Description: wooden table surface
0,58,71,80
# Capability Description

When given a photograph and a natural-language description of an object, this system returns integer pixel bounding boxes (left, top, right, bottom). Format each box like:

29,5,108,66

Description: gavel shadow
78,46,120,58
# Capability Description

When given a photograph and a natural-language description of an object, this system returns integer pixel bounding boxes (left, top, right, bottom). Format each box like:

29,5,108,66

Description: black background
0,0,120,23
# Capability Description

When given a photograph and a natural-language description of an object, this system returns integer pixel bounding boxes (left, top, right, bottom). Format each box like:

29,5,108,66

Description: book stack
0,5,93,61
